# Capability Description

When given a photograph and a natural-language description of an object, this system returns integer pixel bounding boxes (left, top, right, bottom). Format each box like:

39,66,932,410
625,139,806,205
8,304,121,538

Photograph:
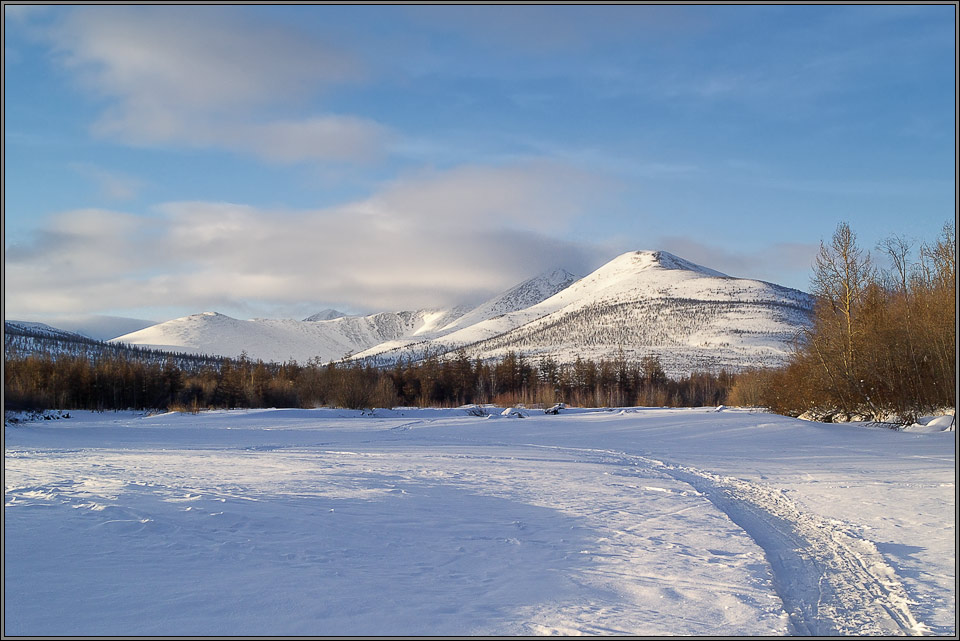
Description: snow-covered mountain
110,309,456,364
351,268,581,360
110,269,580,364
108,251,813,374
437,268,579,334
302,309,348,322
356,251,812,375
4,320,224,371
451,250,813,375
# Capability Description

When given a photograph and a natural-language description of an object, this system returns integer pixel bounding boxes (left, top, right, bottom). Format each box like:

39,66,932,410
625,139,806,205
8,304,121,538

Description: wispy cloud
404,5,707,54
45,6,388,163
69,163,145,200
219,116,391,165
4,162,609,318
3,4,52,21
366,162,612,229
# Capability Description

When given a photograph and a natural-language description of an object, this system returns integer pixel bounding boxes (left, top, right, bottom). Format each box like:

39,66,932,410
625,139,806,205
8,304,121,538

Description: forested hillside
5,321,223,370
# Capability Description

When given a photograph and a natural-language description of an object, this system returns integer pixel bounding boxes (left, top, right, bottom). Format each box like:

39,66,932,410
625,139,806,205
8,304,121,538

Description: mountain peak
536,267,579,287
427,267,581,337
608,250,728,278
519,267,579,288
488,267,581,309
303,309,348,322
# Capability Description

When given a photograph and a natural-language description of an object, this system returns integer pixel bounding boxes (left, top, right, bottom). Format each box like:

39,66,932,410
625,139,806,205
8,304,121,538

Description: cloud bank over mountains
5,5,950,322
5,163,608,319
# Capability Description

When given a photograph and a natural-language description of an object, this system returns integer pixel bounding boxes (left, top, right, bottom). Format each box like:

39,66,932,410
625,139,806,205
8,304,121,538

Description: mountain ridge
303,309,348,322
106,267,583,364
92,249,813,375
352,250,812,375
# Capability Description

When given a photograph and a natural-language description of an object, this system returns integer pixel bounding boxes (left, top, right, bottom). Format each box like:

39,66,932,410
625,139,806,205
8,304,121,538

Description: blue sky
4,4,956,323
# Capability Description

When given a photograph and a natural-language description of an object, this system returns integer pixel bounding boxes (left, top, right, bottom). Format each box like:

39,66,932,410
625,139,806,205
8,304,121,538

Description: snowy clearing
4,406,954,636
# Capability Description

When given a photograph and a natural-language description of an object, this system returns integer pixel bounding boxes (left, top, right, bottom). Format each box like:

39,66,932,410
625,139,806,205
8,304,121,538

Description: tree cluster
5,348,737,413
378,351,733,409
731,222,955,423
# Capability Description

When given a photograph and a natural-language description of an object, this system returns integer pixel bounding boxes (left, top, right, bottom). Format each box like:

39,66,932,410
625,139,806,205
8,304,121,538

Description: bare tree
809,222,875,412
878,234,913,294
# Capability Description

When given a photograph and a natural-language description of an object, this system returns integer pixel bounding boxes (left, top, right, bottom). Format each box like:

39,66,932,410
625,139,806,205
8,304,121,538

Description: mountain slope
108,250,813,374
352,268,581,360
357,251,812,376
5,321,90,342
457,251,812,375
109,270,579,364
4,321,223,370
437,268,579,334
303,309,348,322
110,310,452,363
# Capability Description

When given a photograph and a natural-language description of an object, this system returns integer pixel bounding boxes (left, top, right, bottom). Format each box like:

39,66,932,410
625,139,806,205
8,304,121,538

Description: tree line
12,220,945,422
729,222,955,423
4,348,737,413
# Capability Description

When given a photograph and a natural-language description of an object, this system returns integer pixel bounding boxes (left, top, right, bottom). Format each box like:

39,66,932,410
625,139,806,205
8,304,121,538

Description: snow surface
907,414,957,432
5,407,954,636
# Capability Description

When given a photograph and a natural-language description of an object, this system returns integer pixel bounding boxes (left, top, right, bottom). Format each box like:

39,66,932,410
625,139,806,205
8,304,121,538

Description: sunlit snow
4,407,954,636
109,251,812,375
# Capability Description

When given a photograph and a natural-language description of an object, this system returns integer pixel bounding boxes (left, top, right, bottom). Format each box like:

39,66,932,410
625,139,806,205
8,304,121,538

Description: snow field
4,407,954,636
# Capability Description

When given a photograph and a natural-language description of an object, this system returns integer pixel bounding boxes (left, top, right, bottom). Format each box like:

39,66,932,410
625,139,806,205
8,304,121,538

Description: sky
3,4,956,324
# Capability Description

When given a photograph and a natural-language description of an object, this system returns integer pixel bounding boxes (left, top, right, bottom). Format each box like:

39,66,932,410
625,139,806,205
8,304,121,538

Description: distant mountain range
95,250,813,376
105,267,579,365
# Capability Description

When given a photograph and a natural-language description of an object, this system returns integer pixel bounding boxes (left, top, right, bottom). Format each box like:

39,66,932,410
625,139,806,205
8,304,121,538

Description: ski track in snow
5,409,951,636
5,442,789,636
529,444,930,636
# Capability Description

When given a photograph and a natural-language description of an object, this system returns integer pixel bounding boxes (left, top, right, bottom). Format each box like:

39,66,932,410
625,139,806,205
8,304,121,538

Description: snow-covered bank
4,407,954,636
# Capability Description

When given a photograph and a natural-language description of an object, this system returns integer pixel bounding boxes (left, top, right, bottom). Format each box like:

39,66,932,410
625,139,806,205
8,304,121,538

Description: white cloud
368,162,610,229
4,163,608,318
226,116,392,164
46,6,387,163
55,6,360,110
70,163,145,200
